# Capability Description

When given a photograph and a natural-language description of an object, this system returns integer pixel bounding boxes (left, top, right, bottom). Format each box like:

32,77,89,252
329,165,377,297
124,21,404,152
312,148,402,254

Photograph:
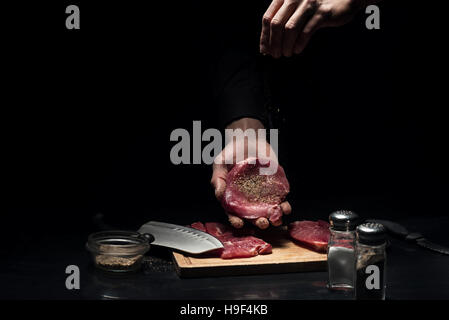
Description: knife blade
415,238,449,255
366,219,449,255
138,221,224,254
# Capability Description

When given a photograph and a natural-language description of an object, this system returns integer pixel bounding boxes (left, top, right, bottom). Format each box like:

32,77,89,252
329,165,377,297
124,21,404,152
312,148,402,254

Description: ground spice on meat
234,174,282,204
222,158,289,225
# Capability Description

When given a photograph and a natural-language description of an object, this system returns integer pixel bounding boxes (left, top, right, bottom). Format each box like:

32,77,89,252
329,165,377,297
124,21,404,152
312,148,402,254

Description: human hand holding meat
211,118,292,229
260,0,375,57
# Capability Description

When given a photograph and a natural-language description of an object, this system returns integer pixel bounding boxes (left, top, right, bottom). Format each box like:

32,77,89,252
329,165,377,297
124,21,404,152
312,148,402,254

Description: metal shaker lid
356,222,387,245
329,210,359,231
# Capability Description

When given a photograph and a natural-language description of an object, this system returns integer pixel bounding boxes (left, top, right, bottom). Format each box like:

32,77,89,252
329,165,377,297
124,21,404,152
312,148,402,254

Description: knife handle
406,232,423,241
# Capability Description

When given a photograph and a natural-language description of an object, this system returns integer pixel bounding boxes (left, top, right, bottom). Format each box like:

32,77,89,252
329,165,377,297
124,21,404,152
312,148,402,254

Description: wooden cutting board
172,229,327,278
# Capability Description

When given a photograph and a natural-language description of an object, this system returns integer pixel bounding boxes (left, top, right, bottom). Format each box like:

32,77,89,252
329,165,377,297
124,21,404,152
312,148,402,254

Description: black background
2,0,448,244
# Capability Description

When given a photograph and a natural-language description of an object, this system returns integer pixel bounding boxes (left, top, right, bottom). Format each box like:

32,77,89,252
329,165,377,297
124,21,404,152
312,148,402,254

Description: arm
213,47,267,129
211,5,291,228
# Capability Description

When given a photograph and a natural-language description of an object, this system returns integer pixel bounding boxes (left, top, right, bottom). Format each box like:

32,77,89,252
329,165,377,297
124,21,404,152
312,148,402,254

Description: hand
210,118,292,229
260,0,364,58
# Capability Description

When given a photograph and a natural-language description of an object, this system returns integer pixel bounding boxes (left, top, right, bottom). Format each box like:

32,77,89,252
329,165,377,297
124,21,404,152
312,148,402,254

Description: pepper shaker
355,222,387,300
327,210,359,290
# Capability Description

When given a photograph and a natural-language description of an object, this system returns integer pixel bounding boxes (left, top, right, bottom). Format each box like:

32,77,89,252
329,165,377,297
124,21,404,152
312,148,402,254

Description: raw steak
190,222,272,259
222,158,289,224
288,220,330,253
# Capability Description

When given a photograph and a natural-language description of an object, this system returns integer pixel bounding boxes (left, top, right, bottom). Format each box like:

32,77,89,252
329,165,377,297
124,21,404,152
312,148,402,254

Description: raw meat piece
288,220,330,253
190,222,272,259
222,158,289,225
190,221,207,233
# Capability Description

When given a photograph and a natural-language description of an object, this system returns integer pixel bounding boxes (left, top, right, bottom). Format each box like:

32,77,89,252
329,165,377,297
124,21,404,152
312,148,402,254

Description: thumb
211,163,228,201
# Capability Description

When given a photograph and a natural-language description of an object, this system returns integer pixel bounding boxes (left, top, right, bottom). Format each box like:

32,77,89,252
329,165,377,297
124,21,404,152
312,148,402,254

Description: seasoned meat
222,158,289,225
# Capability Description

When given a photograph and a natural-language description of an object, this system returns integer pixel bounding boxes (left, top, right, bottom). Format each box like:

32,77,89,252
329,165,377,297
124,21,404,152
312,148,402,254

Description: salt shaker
327,210,359,290
355,222,387,300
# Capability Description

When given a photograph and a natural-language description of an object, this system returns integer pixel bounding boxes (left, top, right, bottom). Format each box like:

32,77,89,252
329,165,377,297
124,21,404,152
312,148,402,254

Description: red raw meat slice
204,222,233,239
190,222,207,233
288,220,330,253
219,236,272,259
190,222,272,259
222,158,289,225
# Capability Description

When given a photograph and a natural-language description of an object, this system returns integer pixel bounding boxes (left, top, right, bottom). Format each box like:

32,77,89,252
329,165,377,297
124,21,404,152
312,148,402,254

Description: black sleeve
211,3,269,129
213,47,267,129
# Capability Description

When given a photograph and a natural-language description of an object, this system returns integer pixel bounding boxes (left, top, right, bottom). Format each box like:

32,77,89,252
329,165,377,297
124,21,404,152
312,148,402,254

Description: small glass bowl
86,231,151,273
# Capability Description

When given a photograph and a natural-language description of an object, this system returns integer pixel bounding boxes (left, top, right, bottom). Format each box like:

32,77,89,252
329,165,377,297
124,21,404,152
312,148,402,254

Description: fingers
230,205,291,230
269,1,298,58
293,12,324,54
260,0,284,54
227,213,244,229
211,163,228,201
261,0,330,57
252,217,270,230
281,201,292,215
246,201,293,229
282,1,315,57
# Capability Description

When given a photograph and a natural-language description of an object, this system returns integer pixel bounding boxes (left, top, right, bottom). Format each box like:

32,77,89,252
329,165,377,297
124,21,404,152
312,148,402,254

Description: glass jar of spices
355,222,387,300
327,210,359,290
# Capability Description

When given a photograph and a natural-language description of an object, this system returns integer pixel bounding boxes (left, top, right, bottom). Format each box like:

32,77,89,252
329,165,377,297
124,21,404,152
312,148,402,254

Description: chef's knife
138,221,224,254
366,219,449,255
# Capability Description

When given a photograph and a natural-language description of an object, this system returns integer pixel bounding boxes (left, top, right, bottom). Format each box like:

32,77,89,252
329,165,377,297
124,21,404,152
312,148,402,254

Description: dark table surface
2,216,449,300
